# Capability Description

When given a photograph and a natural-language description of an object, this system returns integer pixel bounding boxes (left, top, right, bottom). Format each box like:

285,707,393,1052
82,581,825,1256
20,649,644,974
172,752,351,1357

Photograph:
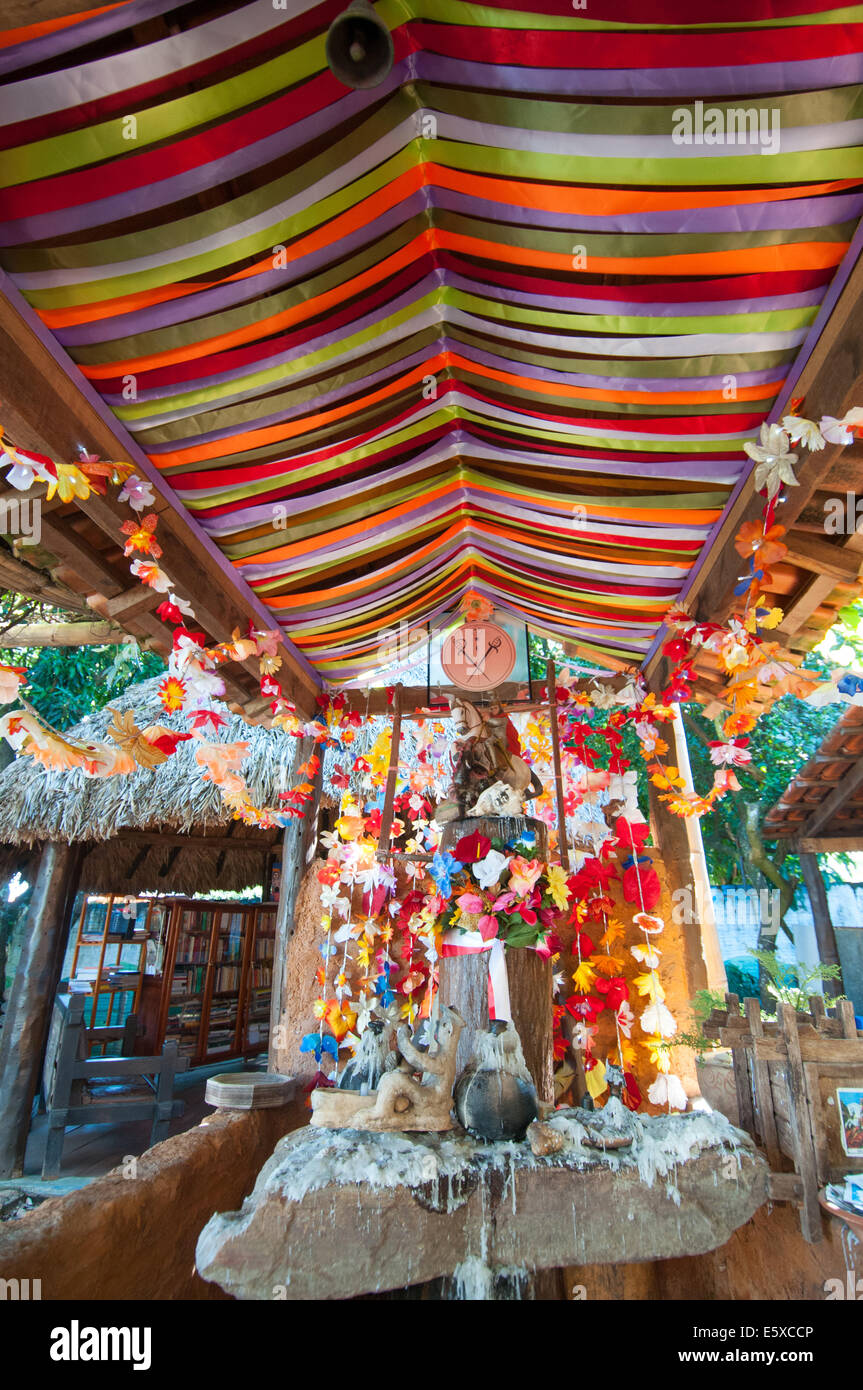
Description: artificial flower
120,514,161,558
640,1001,678,1038
453,830,491,864
648,1073,687,1110
471,849,511,890
118,474,157,511
782,415,824,451
158,675,186,713
45,463,91,502
508,856,543,898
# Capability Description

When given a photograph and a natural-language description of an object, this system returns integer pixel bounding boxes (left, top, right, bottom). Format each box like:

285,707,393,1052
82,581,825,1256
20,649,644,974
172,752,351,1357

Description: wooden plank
798,836,863,853
779,1002,824,1242
0,621,127,648
782,532,863,583
0,843,83,1178
268,742,323,1072
724,996,756,1136
745,997,782,1169
803,1060,831,1187
767,1172,804,1201
546,658,569,872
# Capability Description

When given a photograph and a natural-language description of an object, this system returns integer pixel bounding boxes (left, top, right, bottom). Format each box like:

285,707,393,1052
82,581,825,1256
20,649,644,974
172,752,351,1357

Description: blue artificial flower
319,940,338,959
300,1032,338,1062
429,848,460,897
507,828,536,853
374,962,395,1008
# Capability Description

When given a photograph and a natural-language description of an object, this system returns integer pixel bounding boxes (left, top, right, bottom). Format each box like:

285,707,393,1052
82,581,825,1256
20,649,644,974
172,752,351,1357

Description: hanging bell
325,0,394,90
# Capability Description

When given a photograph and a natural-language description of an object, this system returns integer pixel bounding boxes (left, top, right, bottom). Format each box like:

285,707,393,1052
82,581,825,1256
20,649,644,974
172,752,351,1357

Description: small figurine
311,1005,465,1131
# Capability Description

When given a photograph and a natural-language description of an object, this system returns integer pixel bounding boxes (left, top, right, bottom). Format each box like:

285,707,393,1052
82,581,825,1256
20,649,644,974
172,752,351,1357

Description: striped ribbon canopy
1,0,862,684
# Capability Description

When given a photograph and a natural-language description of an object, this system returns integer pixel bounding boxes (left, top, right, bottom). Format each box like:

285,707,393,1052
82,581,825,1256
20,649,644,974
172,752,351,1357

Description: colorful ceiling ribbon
1,0,862,680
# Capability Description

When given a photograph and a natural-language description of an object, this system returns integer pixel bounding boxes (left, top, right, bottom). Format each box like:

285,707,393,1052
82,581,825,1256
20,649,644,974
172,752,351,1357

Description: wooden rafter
0,285,322,716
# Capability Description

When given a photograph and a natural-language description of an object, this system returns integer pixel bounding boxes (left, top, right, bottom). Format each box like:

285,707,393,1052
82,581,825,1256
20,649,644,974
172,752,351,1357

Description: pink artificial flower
508,856,543,898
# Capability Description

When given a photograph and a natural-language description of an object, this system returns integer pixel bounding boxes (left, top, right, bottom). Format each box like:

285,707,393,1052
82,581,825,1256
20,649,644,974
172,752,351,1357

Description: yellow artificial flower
572,960,597,993
545,862,570,911
46,463,90,502
632,971,665,1003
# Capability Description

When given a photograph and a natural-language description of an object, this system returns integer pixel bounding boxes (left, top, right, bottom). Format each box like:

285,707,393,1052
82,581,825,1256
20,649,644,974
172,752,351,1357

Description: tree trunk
0,841,82,1178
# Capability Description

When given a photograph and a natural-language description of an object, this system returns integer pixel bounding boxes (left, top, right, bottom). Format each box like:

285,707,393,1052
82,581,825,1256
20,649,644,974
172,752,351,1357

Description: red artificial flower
143,730,193,756
613,816,651,854
595,976,629,1011
622,1071,642,1112
186,708,228,733
156,599,185,626
453,830,491,864
571,932,595,959
565,993,604,1023
622,863,661,911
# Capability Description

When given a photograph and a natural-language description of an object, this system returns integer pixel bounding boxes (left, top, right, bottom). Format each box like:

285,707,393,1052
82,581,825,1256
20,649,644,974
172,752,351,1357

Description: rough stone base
196,1109,768,1300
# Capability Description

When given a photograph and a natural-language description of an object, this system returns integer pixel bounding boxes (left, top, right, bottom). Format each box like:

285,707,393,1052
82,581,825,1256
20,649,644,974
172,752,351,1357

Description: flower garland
0,428,338,823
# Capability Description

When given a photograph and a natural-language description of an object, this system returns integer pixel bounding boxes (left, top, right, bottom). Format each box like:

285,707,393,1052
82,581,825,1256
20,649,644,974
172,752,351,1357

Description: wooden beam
781,532,863,583
0,549,90,613
0,285,320,715
797,836,863,854
35,515,124,598
108,831,276,851
0,620,125,648
684,242,863,631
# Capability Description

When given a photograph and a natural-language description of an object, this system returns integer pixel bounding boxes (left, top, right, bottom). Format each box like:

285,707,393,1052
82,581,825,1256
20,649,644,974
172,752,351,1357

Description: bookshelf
157,900,276,1065
65,896,170,1056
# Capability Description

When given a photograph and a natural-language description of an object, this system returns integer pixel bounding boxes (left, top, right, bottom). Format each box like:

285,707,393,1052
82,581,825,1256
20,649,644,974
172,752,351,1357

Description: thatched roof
0,678,298,894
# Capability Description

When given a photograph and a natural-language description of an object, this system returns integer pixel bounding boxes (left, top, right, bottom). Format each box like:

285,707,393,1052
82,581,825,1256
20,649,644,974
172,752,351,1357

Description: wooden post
647,778,710,1000
375,687,402,861
268,742,323,1072
744,997,781,1170
0,840,82,1179
671,705,726,990
546,659,569,872
798,852,844,999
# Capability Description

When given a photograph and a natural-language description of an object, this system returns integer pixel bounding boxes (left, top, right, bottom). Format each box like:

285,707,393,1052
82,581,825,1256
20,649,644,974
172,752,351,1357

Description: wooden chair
41,993,189,1179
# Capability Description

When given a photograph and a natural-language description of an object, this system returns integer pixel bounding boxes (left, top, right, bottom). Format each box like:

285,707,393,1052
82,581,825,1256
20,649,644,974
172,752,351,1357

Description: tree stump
437,816,553,1103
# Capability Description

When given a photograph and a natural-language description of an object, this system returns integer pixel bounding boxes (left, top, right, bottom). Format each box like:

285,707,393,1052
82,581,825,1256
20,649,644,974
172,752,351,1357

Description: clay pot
454,1021,538,1141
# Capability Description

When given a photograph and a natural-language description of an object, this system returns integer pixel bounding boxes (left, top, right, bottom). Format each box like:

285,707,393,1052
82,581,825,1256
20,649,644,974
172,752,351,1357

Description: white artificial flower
648,1073,688,1110
3,447,52,491
631,943,662,969
820,412,860,446
472,849,511,890
743,422,798,499
781,415,825,451
616,1001,635,1038
167,591,195,619
640,1001,678,1038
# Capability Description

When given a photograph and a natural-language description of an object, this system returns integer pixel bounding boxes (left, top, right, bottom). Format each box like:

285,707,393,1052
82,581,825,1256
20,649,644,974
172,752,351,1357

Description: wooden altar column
0,840,83,1178
798,851,844,999
647,780,710,1002
437,815,554,1104
268,741,323,1072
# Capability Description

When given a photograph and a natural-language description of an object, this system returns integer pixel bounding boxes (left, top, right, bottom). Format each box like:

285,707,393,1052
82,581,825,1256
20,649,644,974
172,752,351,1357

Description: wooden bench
41,993,189,1180
703,992,863,1242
